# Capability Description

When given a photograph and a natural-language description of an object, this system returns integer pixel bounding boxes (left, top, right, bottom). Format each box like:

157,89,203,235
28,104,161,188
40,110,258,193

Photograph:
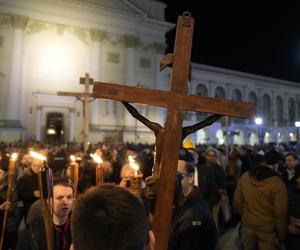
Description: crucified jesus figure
122,101,222,177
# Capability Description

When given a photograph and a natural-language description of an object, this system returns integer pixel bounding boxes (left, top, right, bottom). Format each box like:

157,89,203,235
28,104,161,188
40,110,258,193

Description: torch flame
90,153,103,164
70,155,76,162
11,153,18,161
128,155,139,172
29,151,47,161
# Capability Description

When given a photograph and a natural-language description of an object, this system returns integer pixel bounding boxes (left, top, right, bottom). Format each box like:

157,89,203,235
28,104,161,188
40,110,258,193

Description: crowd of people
0,139,299,250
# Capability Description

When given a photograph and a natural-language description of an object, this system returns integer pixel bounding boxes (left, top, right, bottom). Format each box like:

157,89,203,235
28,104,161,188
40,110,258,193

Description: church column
6,15,28,126
89,29,106,126
35,105,42,141
125,35,139,85
154,42,166,123
124,35,139,132
69,108,75,142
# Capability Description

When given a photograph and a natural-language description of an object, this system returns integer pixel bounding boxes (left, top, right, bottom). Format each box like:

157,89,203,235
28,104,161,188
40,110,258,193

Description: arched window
214,86,225,99
196,84,208,96
262,94,271,124
276,96,284,126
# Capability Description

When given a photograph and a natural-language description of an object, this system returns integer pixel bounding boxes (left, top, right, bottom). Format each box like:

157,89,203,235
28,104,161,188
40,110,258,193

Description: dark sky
158,3,300,83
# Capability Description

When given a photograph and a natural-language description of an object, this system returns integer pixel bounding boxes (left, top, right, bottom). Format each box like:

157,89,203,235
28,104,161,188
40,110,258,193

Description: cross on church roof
92,12,256,250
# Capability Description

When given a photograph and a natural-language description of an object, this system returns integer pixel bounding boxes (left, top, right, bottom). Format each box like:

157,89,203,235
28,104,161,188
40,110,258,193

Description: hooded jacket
234,166,288,240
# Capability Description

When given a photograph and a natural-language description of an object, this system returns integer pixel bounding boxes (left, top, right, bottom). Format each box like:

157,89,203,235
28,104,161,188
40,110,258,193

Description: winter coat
234,166,288,240
168,189,217,250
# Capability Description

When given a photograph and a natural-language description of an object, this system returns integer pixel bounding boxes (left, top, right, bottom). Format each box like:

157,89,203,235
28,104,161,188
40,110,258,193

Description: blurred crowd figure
0,139,299,249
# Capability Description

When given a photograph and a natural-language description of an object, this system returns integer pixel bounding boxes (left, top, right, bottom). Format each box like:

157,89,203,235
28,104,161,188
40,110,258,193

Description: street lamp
295,121,300,141
255,117,263,144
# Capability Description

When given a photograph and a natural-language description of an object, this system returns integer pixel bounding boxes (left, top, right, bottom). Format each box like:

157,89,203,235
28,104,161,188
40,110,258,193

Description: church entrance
45,112,65,144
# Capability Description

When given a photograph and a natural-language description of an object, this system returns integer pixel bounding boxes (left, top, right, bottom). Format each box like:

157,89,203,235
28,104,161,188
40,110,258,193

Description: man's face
206,150,217,165
177,160,194,197
53,185,73,219
31,161,42,174
285,155,298,170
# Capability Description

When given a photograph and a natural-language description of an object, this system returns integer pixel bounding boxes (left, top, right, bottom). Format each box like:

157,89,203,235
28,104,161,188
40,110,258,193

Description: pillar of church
124,35,139,132
89,29,106,126
35,105,42,141
69,108,75,142
6,14,28,126
125,35,139,85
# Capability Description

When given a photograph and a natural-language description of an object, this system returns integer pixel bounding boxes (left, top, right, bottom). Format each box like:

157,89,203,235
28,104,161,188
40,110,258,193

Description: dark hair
71,184,148,250
285,152,298,161
53,177,74,192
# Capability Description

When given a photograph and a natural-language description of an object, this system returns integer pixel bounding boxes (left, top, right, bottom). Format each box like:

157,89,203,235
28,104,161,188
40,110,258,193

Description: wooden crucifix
92,12,256,250
57,73,94,154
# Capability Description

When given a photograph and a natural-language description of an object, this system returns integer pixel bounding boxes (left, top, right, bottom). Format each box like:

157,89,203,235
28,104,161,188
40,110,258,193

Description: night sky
158,2,300,83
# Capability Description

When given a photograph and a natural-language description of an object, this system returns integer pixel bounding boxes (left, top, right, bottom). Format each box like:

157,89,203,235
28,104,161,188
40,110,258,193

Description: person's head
205,148,218,165
53,178,74,224
30,159,42,174
183,138,199,164
285,152,298,170
177,148,195,197
71,184,148,250
120,164,135,180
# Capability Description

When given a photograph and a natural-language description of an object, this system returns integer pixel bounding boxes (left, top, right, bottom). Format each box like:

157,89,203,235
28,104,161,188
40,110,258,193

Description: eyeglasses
176,172,190,181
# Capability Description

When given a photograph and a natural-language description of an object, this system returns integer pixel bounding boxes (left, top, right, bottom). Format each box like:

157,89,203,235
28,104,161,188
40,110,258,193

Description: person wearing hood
234,151,288,250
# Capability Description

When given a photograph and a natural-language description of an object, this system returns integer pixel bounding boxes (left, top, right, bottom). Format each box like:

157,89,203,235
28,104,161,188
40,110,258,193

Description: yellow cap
183,138,196,150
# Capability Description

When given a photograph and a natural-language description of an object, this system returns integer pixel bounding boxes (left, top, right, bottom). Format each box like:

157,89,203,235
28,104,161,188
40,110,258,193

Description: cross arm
92,82,170,107
92,82,256,119
182,95,256,119
57,91,92,98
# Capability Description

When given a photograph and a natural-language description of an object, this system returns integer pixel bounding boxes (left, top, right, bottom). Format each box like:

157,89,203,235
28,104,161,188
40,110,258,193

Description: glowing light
10,153,18,161
265,132,270,137
29,151,46,161
255,117,262,125
70,155,76,162
90,153,103,164
46,128,56,135
128,155,139,173
38,38,72,77
295,121,300,127
290,133,294,137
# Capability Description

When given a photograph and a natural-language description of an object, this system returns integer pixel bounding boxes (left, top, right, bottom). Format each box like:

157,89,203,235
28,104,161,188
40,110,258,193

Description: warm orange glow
10,153,18,161
128,155,139,173
70,155,76,162
90,153,103,164
29,151,46,161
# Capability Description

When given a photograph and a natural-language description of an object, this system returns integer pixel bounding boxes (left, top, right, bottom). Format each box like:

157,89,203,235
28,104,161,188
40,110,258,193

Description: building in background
0,0,299,145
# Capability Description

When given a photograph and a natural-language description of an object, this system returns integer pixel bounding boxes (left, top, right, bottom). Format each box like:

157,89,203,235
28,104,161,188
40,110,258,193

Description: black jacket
168,189,217,250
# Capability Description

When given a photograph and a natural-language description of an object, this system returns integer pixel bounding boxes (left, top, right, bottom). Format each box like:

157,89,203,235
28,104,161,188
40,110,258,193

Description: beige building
0,0,300,145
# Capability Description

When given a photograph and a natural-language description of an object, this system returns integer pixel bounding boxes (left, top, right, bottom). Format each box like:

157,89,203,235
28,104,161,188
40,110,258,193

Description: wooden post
57,73,94,154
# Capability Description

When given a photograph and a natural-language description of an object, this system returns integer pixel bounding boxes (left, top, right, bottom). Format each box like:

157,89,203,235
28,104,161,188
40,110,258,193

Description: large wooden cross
92,12,256,250
57,73,94,154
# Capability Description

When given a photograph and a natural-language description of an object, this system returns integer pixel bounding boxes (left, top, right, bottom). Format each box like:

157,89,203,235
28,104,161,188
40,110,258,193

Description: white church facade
0,0,300,146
